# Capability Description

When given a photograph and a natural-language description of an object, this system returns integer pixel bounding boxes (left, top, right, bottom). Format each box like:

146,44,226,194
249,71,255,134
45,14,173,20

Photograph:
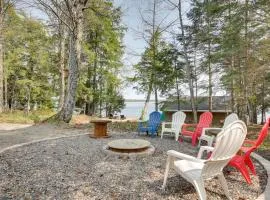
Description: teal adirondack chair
138,111,161,137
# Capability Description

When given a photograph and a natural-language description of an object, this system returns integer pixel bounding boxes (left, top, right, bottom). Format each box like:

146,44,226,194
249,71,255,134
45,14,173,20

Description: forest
0,0,125,123
0,0,270,124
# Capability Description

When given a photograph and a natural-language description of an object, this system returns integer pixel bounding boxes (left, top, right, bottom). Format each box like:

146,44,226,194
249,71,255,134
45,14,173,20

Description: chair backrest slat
223,113,239,128
172,111,186,134
148,111,161,127
202,120,247,178
195,112,213,137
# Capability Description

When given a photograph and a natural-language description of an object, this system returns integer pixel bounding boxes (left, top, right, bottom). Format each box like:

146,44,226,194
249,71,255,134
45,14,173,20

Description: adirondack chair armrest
203,127,223,132
243,139,256,146
167,150,204,163
201,128,223,136
138,120,148,127
182,123,197,132
197,146,214,159
162,122,172,125
162,122,172,128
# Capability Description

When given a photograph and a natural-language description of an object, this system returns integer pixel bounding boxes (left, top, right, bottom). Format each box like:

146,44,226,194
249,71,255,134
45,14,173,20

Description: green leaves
76,0,125,116
4,7,56,110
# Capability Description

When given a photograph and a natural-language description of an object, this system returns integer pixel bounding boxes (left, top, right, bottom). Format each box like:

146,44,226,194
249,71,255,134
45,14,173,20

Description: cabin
161,96,232,125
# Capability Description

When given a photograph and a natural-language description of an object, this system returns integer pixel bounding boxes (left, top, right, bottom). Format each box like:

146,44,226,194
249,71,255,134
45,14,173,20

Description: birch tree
36,0,89,122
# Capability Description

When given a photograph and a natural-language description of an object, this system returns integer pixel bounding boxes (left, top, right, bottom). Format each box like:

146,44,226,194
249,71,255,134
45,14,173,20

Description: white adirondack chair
198,113,239,147
162,120,247,200
161,111,186,141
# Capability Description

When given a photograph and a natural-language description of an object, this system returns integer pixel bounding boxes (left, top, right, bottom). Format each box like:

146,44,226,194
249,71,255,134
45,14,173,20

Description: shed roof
161,96,232,113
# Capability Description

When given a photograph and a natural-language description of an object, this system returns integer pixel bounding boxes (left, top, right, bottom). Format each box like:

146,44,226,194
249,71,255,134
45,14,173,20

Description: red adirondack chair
180,112,213,146
228,118,270,184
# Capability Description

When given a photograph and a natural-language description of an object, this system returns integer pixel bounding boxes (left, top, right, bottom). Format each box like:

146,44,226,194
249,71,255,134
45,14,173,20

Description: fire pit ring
103,139,155,158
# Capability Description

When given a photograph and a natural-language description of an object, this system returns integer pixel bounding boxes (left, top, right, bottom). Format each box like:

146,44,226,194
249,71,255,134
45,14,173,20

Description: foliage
2,1,125,119
76,0,125,116
180,0,270,123
132,37,182,99
4,8,57,110
2,0,270,125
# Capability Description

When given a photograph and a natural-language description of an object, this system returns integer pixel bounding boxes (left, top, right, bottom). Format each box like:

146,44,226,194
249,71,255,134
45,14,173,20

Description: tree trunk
241,0,249,123
206,0,212,111
175,64,180,110
92,38,98,115
207,41,212,111
193,43,198,110
99,74,102,117
230,57,235,112
10,77,16,110
261,107,265,125
261,78,265,125
99,91,102,117
59,20,82,123
26,86,31,115
0,3,4,113
141,80,153,120
228,1,235,113
58,26,66,111
4,66,7,109
152,1,158,112
154,85,158,111
178,0,197,122
176,82,180,110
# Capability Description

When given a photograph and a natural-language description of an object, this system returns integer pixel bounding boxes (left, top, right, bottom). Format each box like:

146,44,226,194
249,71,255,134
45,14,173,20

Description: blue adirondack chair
138,111,161,137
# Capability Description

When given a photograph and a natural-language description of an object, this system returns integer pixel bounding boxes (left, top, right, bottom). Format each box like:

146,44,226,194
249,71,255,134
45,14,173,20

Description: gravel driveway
0,130,267,200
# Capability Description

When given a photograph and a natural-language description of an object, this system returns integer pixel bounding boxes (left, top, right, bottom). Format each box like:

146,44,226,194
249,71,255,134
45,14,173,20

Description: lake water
121,101,270,124
120,101,156,119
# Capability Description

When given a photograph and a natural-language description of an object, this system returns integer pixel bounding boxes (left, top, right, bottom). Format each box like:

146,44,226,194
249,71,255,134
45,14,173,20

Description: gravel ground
0,131,267,200
0,124,88,150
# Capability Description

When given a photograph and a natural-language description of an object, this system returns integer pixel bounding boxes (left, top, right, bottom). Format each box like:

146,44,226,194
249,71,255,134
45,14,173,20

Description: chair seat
174,160,204,180
139,127,148,132
182,130,194,136
163,128,176,132
140,126,154,130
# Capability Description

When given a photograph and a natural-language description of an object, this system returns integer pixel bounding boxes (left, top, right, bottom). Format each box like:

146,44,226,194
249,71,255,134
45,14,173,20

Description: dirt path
0,123,89,151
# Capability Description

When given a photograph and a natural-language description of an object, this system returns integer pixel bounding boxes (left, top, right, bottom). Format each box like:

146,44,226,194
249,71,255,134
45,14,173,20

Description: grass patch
109,121,138,132
246,125,270,160
246,125,270,149
0,110,55,124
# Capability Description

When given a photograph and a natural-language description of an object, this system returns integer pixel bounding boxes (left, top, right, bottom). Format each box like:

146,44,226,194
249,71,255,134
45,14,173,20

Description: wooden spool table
90,119,112,138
